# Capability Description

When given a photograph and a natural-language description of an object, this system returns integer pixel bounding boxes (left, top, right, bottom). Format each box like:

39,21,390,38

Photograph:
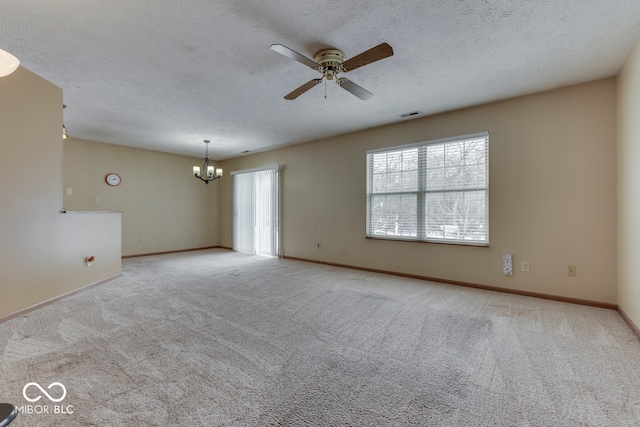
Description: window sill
61,210,123,214
365,236,489,247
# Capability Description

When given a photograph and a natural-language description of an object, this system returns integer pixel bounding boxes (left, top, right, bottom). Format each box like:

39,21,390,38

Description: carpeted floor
1,249,639,426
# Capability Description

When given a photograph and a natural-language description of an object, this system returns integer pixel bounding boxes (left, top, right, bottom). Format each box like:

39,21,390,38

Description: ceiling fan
270,42,393,101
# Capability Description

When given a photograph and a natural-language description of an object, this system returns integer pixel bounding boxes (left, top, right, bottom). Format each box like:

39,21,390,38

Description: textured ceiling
3,1,640,160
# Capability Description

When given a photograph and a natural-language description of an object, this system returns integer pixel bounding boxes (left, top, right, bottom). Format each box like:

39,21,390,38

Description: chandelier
193,140,222,184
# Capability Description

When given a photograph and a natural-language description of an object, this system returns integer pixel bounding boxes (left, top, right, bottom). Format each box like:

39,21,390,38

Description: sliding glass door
232,166,279,257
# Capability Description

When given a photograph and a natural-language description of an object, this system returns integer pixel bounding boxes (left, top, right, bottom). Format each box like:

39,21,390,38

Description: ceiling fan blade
341,42,394,72
336,78,373,100
284,78,323,100
270,44,320,70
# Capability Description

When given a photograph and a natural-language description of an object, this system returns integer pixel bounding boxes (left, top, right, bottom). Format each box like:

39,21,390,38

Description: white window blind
233,167,280,257
366,132,489,246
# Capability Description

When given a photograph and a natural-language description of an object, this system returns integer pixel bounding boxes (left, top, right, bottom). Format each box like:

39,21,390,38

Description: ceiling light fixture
193,140,222,184
0,48,20,78
62,104,68,140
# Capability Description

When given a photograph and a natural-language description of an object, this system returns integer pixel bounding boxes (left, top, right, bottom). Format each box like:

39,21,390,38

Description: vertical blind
233,167,280,257
366,132,489,245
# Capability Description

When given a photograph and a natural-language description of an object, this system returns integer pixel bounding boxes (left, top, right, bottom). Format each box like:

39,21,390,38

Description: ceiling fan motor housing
314,48,346,80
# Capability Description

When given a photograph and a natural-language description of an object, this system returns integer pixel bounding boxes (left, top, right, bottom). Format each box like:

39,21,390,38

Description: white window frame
366,132,489,246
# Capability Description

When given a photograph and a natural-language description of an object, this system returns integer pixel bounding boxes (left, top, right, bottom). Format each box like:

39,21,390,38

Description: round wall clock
105,173,121,186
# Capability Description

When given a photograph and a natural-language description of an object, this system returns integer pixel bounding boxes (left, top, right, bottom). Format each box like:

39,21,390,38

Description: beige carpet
1,249,639,426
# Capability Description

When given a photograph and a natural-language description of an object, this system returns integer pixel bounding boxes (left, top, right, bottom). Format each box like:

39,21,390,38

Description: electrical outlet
95,197,101,204
521,261,530,273
316,241,321,248
139,237,144,245
568,265,576,276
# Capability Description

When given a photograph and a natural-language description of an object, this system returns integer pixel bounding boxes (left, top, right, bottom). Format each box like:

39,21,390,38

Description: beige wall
220,79,618,304
618,37,640,326
0,68,121,318
63,138,220,256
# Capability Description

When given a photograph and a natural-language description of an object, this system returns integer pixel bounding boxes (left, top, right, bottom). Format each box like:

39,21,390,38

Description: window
232,166,280,257
366,132,489,246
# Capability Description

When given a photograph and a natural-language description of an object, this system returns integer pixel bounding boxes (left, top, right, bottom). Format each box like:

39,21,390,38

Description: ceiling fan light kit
270,42,393,100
